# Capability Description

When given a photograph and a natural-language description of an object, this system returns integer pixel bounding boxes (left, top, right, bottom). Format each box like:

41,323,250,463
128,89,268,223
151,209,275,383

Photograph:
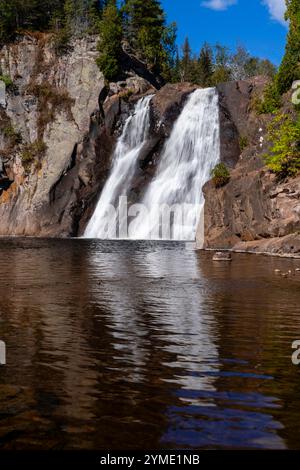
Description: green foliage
230,46,276,81
3,124,22,145
0,1,66,44
254,82,282,114
247,58,276,79
0,0,104,45
160,21,177,81
119,88,134,101
0,74,13,88
239,135,249,151
211,163,230,188
210,44,232,85
96,0,122,81
197,43,213,87
64,0,101,37
21,139,47,169
257,1,300,114
123,0,176,76
264,112,300,178
276,0,300,95
0,0,15,44
179,37,193,82
174,41,275,87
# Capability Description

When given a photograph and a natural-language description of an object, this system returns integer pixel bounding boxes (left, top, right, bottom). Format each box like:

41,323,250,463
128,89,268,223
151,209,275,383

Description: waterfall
84,95,153,238
130,87,220,241
85,87,220,241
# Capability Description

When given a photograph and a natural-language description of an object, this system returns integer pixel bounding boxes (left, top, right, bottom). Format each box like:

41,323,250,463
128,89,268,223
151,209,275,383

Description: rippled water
0,239,300,450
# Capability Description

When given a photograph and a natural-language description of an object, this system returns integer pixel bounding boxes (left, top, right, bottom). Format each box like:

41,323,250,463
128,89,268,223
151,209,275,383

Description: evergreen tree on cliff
0,0,16,43
122,0,175,75
0,0,66,42
197,43,213,86
64,0,101,36
180,37,192,82
276,0,300,94
97,0,122,80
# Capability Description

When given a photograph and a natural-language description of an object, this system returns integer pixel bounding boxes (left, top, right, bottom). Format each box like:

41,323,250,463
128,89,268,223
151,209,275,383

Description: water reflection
0,239,299,449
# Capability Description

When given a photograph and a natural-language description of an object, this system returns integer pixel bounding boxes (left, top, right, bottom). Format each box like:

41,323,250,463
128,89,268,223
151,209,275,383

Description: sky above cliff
161,0,287,65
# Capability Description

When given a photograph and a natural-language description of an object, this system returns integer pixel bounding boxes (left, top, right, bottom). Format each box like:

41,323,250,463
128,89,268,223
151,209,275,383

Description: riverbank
204,247,300,260
203,233,300,259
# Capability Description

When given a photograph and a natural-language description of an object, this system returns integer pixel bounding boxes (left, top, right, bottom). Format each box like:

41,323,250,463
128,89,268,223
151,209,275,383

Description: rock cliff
202,79,300,257
0,34,106,235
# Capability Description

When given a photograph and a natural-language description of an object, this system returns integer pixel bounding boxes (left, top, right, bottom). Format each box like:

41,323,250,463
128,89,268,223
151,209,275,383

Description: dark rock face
217,77,268,167
151,83,197,135
203,78,300,257
203,166,300,251
43,111,116,237
123,83,197,204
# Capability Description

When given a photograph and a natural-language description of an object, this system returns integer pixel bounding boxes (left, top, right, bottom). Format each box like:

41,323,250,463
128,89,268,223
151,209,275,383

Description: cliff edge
201,79,300,257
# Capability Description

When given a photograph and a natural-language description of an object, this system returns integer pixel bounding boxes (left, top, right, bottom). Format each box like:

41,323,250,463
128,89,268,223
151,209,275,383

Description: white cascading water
85,94,153,238
85,87,220,241
130,87,220,241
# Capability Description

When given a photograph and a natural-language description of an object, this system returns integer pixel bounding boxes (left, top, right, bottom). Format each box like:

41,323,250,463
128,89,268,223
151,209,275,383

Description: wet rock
212,251,232,261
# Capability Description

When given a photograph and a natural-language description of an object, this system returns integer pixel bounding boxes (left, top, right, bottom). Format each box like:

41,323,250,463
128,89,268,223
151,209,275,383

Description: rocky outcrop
0,35,197,236
216,77,268,167
0,34,106,235
202,78,300,257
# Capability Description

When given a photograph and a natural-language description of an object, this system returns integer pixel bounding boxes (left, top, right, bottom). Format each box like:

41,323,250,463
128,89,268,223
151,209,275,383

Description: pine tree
180,37,192,82
160,21,177,81
123,0,167,72
0,0,16,43
276,0,300,94
211,44,231,85
64,0,101,37
96,0,122,80
197,43,213,86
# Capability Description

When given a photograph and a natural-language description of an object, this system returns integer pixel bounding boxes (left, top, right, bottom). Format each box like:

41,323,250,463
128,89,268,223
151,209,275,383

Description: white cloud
201,0,237,11
202,0,287,26
262,0,287,25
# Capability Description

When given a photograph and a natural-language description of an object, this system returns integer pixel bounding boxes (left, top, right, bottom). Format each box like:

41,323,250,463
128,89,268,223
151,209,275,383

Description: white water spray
130,87,220,240
85,87,220,241
85,95,153,238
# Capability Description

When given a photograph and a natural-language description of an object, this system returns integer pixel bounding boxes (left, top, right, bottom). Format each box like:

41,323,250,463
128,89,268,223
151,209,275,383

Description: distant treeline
174,38,276,86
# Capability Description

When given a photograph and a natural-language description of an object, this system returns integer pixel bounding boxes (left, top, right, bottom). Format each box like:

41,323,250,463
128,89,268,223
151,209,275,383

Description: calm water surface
0,239,300,450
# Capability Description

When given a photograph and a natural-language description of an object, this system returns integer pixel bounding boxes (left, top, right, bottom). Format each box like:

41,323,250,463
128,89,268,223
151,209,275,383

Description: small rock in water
274,269,281,273
212,251,232,261
296,268,300,272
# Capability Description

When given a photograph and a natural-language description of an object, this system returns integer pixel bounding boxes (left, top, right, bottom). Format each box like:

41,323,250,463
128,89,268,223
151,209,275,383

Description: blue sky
161,0,287,65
